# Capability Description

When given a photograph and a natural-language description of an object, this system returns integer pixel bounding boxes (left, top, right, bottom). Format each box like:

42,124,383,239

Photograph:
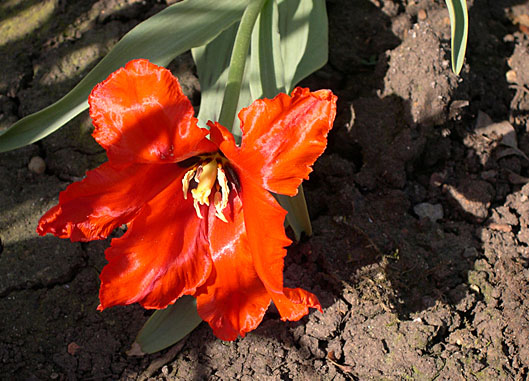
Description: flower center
182,156,230,223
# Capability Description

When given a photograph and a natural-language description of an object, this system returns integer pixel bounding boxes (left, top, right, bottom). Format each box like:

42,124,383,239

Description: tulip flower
37,59,337,340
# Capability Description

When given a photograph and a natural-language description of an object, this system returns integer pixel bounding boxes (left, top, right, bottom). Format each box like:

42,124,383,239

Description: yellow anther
182,157,231,222
182,166,197,200
213,191,228,223
214,166,229,223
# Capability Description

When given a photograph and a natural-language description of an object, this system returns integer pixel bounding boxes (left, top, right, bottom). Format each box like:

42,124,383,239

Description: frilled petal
211,88,336,196
89,59,216,164
208,127,321,317
195,189,271,341
272,287,322,321
98,171,212,310
37,162,178,242
238,174,321,321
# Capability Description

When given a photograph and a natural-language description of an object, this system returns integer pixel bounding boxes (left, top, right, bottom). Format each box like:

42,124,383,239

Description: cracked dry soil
1,0,529,380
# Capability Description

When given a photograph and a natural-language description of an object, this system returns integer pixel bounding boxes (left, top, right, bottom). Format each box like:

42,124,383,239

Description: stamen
213,191,228,223
182,167,196,200
193,198,204,219
214,166,229,223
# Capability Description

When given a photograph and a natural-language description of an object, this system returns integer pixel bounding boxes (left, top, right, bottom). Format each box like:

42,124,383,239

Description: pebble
417,9,427,21
506,69,517,83
28,156,46,174
414,202,443,222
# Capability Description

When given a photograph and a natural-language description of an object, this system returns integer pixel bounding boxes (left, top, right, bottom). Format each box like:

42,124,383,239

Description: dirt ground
1,0,529,379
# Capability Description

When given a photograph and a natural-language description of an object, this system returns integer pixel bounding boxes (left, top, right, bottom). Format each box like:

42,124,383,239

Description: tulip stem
218,0,267,130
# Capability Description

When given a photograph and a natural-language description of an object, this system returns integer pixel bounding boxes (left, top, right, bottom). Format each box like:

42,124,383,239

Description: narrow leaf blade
249,0,286,99
0,0,248,153
192,23,252,140
444,0,468,75
276,186,312,241
192,24,237,129
277,0,328,93
135,296,202,354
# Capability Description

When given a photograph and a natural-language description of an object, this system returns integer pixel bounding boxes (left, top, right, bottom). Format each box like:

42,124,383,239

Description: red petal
195,190,271,341
238,173,291,293
98,172,211,310
89,59,216,164
239,176,321,321
227,88,337,196
273,288,322,321
37,162,178,242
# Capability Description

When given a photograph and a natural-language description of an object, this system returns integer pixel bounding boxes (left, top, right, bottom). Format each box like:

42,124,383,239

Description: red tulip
37,59,336,340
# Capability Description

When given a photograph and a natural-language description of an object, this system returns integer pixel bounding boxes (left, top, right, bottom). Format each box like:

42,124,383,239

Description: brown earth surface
1,0,529,380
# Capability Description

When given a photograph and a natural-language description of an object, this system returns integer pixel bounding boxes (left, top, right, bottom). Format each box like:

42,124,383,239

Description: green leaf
0,0,249,153
249,0,286,99
134,296,202,355
248,0,328,98
277,0,328,93
444,0,468,75
276,186,312,241
192,23,253,141
193,0,328,135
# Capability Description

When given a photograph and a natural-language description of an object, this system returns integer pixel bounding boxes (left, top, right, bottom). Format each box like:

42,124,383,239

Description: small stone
506,70,517,83
28,156,46,174
417,9,427,21
414,202,443,222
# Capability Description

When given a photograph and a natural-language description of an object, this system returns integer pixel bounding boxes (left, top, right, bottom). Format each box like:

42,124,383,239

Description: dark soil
1,0,529,379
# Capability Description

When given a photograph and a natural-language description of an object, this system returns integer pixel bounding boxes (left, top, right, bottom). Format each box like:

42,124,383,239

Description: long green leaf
192,23,252,141
277,0,328,93
445,0,468,75
276,187,312,240
134,296,202,354
0,0,249,153
249,0,286,99
248,0,328,98
193,0,328,136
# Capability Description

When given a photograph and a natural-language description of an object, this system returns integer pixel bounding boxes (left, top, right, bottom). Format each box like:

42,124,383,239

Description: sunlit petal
195,189,271,341
222,88,337,196
98,170,211,310
89,59,216,164
37,162,178,242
